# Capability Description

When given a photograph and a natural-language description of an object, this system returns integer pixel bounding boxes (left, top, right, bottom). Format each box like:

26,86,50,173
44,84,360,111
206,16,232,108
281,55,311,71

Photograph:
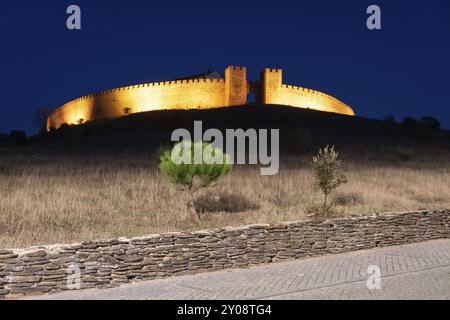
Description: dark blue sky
1,0,449,134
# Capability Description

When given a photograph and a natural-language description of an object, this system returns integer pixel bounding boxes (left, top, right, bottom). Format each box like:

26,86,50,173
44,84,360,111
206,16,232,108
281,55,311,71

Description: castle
47,66,355,130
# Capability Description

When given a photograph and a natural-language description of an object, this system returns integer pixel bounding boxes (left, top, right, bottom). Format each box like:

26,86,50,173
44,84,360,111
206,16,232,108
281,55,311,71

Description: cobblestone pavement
28,239,450,300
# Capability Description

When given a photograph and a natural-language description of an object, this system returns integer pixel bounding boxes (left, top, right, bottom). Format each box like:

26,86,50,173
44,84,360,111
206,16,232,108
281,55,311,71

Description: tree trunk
187,200,201,224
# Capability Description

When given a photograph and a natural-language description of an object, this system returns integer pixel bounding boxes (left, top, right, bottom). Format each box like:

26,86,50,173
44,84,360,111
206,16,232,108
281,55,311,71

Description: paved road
29,239,450,300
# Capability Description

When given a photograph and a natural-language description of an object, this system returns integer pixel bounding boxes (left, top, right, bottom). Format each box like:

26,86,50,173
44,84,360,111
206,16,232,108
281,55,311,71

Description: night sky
1,0,449,134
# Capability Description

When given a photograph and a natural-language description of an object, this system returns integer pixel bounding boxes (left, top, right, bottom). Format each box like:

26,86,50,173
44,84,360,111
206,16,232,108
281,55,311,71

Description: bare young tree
34,107,54,134
312,145,347,214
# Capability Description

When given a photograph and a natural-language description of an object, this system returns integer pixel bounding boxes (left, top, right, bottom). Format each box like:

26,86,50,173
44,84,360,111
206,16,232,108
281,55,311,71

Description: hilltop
19,104,450,159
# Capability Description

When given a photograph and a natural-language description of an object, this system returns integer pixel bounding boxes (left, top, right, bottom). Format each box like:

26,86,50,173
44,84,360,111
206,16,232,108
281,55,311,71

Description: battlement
281,84,349,106
264,68,282,73
71,77,226,101
227,66,246,71
281,84,322,94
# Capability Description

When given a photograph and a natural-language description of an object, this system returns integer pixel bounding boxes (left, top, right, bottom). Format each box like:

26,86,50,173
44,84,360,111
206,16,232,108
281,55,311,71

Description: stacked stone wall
1,210,448,299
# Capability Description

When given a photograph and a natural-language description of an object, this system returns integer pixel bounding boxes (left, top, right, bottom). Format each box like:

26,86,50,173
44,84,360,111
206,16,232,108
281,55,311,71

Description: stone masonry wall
1,210,449,299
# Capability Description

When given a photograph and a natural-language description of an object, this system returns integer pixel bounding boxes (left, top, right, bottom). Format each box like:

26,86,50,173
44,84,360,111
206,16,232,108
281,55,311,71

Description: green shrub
312,145,347,215
159,141,232,223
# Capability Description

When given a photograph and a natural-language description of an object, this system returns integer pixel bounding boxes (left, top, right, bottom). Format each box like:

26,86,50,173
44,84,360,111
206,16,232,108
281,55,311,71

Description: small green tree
159,141,232,223
312,146,347,214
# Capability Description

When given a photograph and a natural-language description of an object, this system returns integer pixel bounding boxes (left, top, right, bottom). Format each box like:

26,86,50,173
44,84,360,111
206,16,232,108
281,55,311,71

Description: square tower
261,68,282,104
225,66,248,106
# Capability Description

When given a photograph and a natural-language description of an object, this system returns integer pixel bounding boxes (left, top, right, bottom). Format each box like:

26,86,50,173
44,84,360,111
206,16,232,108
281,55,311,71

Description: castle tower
225,66,248,106
261,68,282,104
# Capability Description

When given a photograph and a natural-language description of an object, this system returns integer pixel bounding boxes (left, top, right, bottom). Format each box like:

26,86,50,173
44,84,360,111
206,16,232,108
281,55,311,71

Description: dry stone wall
1,209,449,299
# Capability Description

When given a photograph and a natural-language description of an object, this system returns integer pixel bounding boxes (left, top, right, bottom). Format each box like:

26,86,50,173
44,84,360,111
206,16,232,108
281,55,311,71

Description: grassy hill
0,105,449,248
18,104,450,158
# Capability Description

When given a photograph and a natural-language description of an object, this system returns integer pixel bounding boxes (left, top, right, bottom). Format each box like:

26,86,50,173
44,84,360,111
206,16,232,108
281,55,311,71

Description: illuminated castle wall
47,66,355,130
260,69,355,116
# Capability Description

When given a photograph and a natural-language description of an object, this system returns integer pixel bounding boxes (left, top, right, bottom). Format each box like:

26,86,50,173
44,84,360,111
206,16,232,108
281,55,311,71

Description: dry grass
0,152,449,249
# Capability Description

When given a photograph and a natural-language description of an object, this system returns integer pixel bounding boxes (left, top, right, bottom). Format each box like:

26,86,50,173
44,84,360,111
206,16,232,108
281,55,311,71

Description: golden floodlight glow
47,66,355,130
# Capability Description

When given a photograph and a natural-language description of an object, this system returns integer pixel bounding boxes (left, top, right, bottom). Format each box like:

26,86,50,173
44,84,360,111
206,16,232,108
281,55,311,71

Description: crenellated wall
47,78,227,130
261,68,355,116
47,65,355,130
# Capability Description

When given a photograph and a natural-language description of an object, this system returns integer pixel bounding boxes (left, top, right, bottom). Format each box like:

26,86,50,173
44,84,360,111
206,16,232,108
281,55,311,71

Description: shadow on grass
195,192,259,214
